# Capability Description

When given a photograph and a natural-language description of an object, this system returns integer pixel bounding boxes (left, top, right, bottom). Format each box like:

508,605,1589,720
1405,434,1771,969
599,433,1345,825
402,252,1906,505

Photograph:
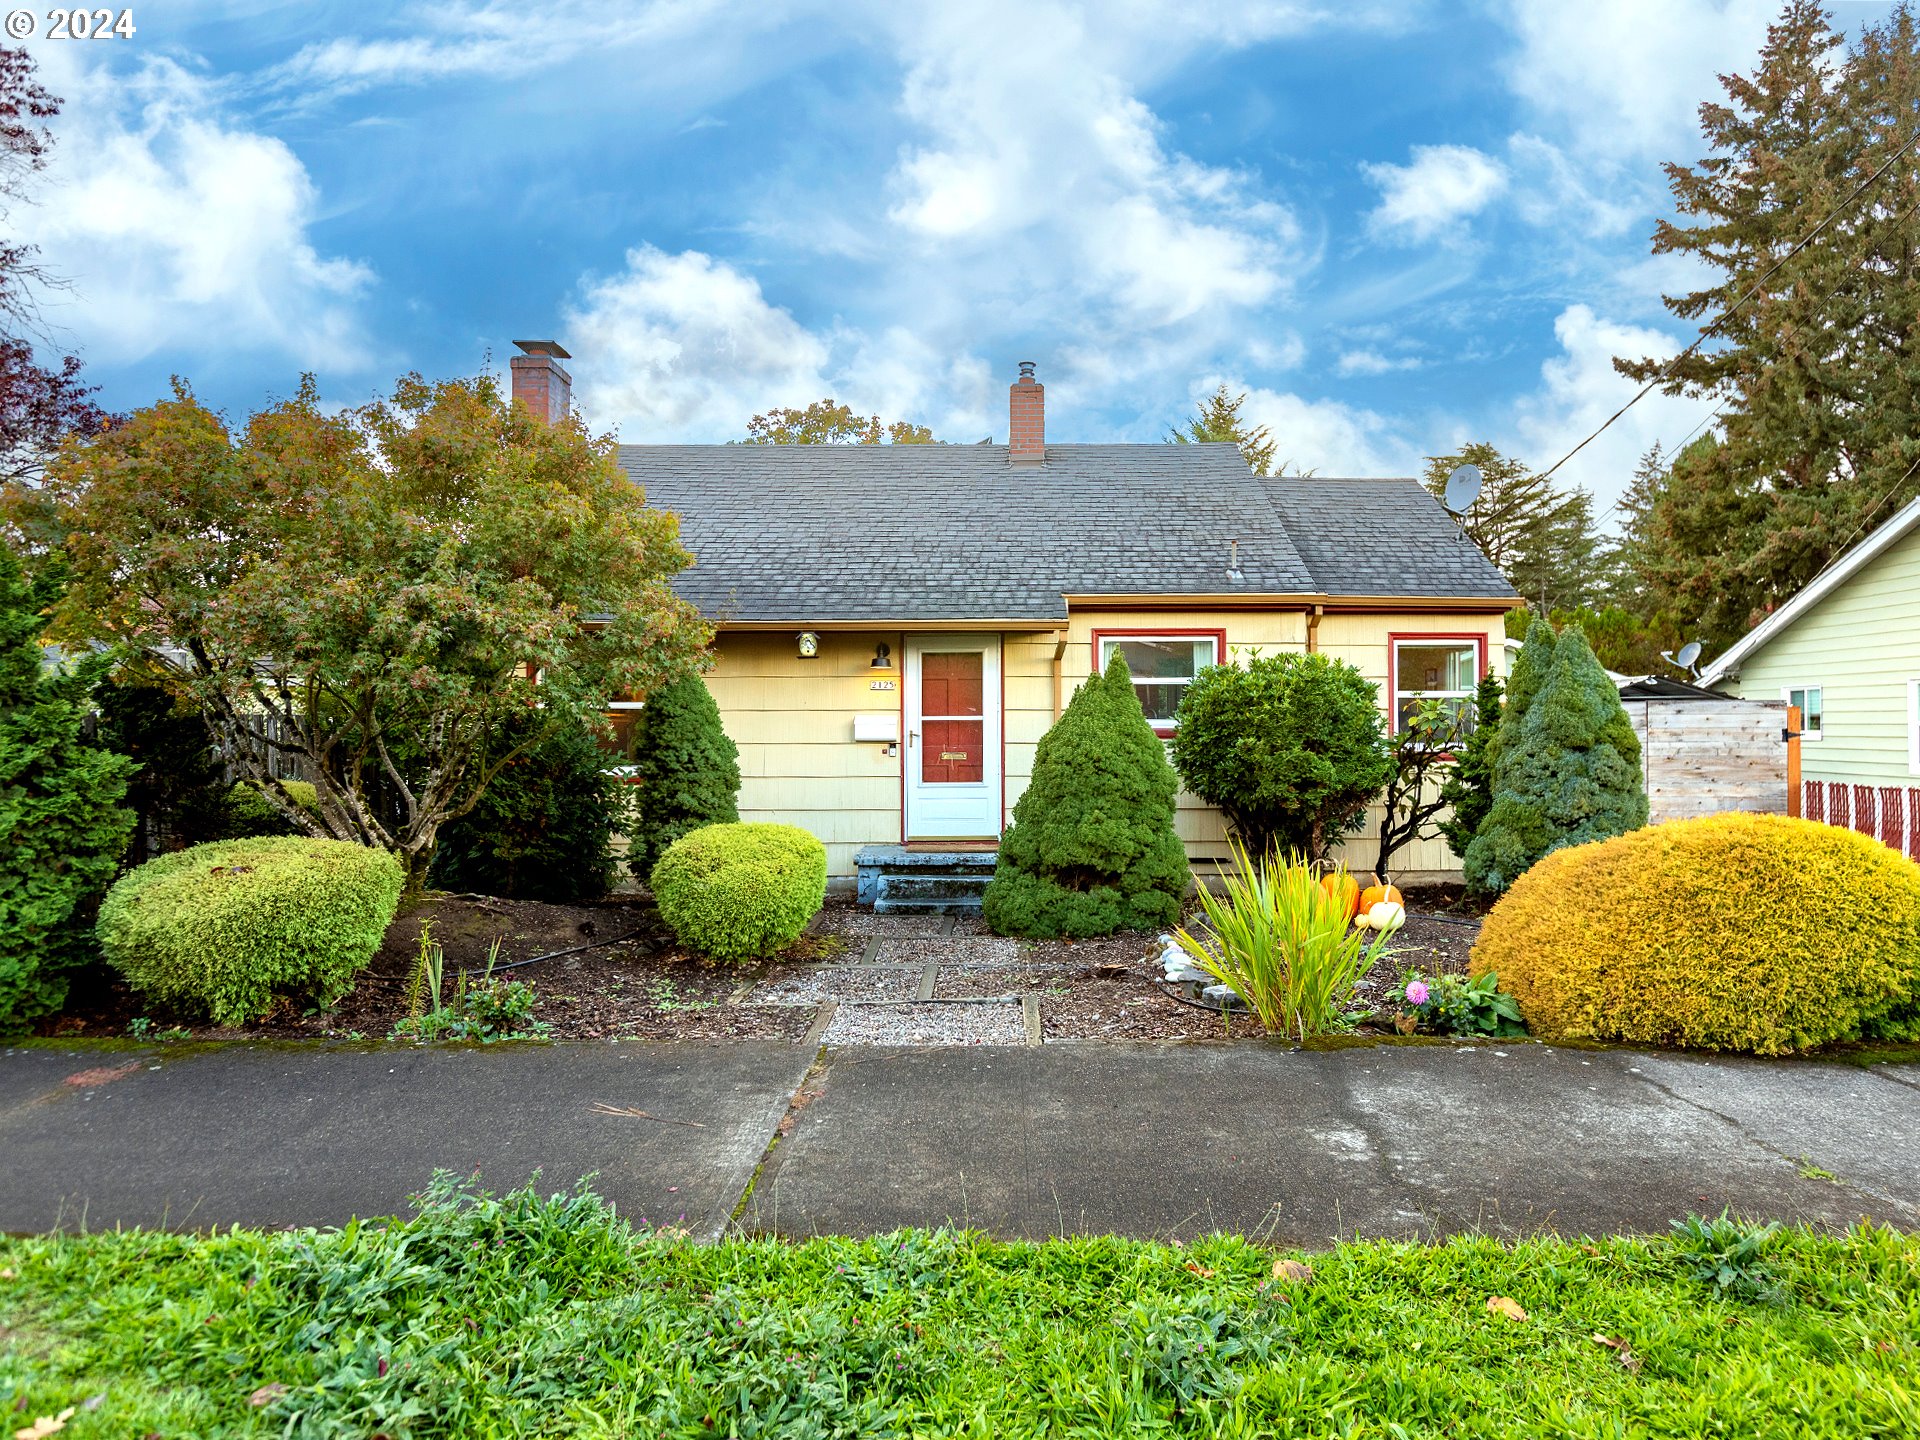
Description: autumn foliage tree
741,399,933,445
20,373,709,891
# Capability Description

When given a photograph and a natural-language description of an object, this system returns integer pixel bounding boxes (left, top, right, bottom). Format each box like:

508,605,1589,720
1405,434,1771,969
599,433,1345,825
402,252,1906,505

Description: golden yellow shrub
1470,812,1920,1055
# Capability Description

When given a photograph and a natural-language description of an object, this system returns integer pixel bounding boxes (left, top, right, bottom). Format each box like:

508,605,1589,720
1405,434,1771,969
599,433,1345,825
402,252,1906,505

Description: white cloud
1363,144,1508,244
881,2,1302,328
1504,304,1710,519
1336,349,1421,377
26,50,371,367
564,246,835,440
1498,0,1785,165
1225,379,1421,475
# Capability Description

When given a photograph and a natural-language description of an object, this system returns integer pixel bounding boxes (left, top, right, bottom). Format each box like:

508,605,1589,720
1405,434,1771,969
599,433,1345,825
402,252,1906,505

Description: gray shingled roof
1265,477,1516,601
617,443,1515,622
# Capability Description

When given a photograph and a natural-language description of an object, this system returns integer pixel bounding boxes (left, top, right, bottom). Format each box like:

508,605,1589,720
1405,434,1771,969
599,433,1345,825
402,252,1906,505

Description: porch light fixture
870,642,894,671
797,630,820,659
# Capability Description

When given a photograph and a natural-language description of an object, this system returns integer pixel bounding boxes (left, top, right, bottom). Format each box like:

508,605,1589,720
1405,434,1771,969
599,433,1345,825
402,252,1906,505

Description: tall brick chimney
510,340,572,423
1008,360,1044,465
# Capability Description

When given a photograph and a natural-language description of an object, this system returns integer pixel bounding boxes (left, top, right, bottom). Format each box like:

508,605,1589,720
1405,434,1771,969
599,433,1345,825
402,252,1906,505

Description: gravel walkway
821,1000,1028,1046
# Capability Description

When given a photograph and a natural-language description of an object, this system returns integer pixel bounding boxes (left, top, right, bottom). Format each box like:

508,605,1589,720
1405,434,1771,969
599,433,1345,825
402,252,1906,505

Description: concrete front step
855,845,997,912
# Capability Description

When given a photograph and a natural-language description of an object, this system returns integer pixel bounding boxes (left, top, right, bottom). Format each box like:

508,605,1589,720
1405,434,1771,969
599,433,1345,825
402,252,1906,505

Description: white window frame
1782,685,1824,742
1095,632,1225,735
1390,636,1483,739
1907,679,1919,776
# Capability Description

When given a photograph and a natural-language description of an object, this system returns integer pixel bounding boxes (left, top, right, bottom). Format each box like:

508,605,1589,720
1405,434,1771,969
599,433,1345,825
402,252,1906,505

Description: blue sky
16,1,1901,514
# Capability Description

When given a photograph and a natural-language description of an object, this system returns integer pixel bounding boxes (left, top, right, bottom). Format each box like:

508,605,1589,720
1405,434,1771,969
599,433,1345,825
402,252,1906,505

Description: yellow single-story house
518,350,1523,897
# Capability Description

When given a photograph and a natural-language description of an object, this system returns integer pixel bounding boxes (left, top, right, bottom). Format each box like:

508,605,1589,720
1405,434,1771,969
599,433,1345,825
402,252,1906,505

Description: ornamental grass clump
1172,842,1395,1040
97,837,404,1026
1472,812,1920,1055
650,822,825,962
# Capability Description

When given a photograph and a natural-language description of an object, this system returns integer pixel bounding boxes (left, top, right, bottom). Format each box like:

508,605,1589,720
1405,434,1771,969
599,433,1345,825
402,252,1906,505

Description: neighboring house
1699,495,1920,860
510,347,1520,885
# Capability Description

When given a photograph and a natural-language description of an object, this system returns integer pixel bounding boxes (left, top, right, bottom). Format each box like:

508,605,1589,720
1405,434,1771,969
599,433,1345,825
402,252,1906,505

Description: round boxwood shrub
98,837,405,1025
650,822,825,962
1471,812,1920,1055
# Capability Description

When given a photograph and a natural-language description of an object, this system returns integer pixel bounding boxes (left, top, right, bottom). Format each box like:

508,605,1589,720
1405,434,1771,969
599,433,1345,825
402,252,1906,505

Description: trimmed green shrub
1436,671,1502,861
1472,813,1920,1054
984,652,1188,938
1170,650,1391,861
0,549,136,1034
1463,626,1647,893
629,674,740,878
97,837,404,1025
431,712,628,902
650,822,824,962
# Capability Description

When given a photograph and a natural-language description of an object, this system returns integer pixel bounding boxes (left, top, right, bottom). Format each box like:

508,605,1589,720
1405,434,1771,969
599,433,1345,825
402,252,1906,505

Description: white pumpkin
1366,900,1405,933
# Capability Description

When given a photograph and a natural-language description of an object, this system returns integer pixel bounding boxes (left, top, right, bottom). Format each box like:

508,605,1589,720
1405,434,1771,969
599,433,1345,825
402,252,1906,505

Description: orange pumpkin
1319,871,1361,919
1359,883,1404,913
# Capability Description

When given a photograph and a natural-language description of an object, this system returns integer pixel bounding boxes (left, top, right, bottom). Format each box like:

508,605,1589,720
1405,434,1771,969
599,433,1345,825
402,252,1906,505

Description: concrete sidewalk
741,1042,1920,1242
5,1038,1917,1244
0,1040,813,1240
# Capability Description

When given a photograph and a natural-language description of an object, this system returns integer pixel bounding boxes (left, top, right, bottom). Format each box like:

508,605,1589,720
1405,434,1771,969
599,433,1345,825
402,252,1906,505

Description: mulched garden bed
43,892,818,1044
40,887,1484,1047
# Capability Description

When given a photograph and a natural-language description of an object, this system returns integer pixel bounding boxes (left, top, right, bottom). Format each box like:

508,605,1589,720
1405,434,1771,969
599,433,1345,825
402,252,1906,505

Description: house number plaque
869,679,896,691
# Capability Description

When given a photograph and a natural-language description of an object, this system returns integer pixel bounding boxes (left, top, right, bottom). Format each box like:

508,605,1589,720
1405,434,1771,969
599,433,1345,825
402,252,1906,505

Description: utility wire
1538,127,1920,486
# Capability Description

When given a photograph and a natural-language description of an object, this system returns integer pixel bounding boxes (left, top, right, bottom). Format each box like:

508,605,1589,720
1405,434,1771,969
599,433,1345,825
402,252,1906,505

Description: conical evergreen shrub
629,673,740,879
1437,669,1502,861
0,550,137,1033
1459,617,1557,891
1464,626,1646,893
983,652,1189,938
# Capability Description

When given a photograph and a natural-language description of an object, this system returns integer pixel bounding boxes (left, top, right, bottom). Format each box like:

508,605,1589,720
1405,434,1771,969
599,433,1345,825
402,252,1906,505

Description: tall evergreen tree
1614,3,1920,652
1168,384,1279,476
984,652,1188,938
1422,444,1601,613
629,674,740,879
1464,627,1647,893
0,548,135,1033
1437,670,1502,862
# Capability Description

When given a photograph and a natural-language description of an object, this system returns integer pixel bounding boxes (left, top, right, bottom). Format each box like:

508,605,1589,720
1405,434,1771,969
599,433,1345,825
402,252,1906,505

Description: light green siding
1722,523,1920,785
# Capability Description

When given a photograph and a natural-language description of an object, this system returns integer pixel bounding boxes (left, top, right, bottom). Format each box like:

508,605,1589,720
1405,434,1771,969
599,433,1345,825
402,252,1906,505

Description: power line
1538,126,1920,487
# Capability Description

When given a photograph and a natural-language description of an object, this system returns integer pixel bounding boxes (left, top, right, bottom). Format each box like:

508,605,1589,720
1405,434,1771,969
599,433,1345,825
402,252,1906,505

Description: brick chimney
1008,360,1044,465
510,340,572,423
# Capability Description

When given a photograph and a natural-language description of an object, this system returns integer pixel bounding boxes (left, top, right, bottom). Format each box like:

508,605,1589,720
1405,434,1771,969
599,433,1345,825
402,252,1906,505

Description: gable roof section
1265,477,1515,601
619,443,1516,624
1698,495,1920,685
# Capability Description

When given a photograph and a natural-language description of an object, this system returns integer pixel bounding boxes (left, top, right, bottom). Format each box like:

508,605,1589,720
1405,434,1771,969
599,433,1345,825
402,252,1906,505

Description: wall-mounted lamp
797,630,820,659
870,642,895,671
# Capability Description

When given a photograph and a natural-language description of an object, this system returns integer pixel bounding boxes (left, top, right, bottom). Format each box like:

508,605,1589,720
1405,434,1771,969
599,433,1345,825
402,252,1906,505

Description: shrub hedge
98,837,404,1026
1471,812,1920,1054
650,822,825,962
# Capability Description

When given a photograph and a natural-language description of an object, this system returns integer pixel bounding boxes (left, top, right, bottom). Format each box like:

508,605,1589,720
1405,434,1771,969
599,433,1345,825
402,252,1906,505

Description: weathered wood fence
1803,779,1920,862
1624,697,1790,823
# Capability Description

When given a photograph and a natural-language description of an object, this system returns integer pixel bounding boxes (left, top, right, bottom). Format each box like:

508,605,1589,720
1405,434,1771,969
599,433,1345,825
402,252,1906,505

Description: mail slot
941,751,967,761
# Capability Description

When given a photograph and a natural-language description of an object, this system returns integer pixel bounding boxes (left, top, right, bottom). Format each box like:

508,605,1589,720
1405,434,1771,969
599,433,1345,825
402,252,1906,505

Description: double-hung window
1094,632,1224,734
1391,637,1483,737
1783,686,1823,741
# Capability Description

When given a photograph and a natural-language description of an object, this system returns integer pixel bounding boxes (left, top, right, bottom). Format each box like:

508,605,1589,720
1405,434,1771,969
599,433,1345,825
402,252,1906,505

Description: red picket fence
1802,779,1920,861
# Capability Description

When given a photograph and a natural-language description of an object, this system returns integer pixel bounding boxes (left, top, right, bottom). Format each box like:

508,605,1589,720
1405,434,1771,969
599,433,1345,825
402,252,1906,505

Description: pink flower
1405,980,1430,1006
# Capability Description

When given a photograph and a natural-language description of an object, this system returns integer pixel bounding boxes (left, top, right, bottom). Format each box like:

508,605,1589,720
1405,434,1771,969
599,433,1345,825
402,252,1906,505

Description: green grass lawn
1,1177,1915,1438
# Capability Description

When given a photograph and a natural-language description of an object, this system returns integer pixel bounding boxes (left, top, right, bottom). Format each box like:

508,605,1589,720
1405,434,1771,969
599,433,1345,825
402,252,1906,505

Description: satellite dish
1442,463,1483,515
1660,640,1704,678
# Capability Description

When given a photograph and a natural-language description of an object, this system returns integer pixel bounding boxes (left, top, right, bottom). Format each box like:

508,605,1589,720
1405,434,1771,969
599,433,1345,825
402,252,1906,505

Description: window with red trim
1391,637,1481,735
1096,633,1225,731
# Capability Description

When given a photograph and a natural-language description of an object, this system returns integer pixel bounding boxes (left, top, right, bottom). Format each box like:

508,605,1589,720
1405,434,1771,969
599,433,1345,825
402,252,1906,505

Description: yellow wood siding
1720,525,1920,786
698,609,1507,880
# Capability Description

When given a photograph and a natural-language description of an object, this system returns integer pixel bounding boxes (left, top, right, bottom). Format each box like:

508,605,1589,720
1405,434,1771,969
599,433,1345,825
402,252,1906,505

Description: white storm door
903,635,1002,839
